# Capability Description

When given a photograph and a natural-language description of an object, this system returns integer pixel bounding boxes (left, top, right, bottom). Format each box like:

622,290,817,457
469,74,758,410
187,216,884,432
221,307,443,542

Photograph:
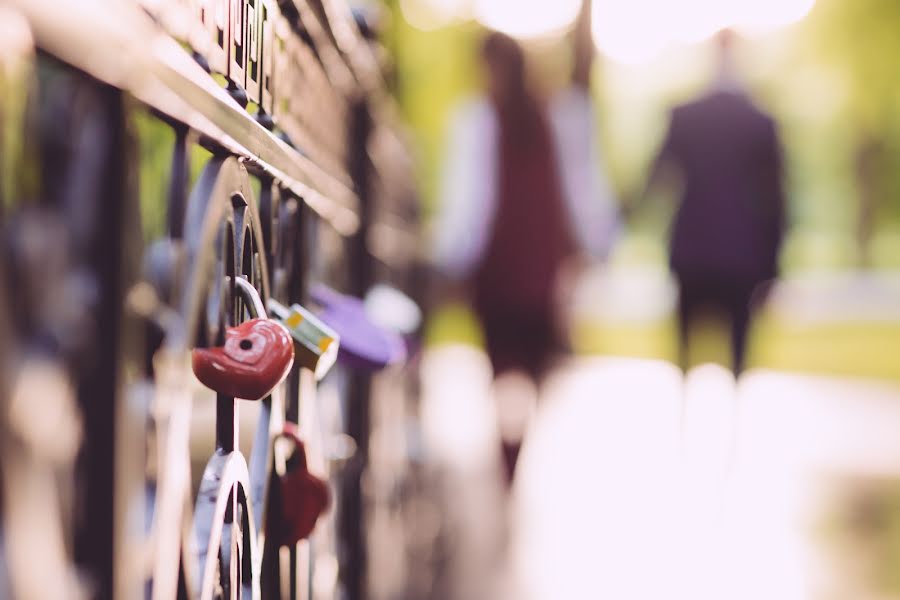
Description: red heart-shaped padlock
192,318,294,400
272,424,330,546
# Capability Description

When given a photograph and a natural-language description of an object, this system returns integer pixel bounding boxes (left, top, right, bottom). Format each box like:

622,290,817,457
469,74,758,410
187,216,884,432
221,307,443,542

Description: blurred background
373,0,900,598
383,0,900,379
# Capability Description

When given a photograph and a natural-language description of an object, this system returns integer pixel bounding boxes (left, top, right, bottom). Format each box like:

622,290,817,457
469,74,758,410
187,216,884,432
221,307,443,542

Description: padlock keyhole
239,339,253,350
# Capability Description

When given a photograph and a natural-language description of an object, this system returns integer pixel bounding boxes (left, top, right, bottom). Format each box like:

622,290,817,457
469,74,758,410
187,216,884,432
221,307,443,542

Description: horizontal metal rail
6,0,361,235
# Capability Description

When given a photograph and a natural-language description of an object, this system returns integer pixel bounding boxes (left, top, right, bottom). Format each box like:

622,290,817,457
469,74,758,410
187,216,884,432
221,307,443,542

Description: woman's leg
480,309,553,486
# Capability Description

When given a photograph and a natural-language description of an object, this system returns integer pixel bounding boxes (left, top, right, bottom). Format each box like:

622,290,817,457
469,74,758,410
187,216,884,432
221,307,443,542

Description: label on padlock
267,299,340,381
310,284,407,372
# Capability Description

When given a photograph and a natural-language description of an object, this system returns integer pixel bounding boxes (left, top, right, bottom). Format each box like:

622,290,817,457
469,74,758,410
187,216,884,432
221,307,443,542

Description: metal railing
0,0,421,598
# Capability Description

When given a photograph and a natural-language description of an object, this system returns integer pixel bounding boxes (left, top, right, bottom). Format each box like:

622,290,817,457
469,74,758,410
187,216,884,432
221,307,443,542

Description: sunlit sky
399,0,816,63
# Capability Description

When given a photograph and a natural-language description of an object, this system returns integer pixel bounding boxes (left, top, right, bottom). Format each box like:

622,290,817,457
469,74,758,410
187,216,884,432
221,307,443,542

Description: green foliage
807,0,900,130
134,110,215,242
799,0,900,227
384,12,483,213
133,109,174,242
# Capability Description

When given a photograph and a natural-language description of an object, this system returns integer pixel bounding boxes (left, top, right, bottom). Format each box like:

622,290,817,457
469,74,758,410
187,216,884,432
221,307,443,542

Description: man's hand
554,252,594,345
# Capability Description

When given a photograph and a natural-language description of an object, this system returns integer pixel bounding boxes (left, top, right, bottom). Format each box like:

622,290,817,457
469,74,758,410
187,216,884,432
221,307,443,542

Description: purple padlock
310,284,406,372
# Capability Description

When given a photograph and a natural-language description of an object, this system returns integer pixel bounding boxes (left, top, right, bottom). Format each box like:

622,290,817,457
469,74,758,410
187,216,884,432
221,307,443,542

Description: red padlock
272,423,330,546
192,318,294,400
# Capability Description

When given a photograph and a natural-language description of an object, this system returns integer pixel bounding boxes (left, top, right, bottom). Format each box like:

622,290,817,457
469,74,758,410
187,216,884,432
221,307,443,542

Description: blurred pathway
419,347,900,600
571,267,900,323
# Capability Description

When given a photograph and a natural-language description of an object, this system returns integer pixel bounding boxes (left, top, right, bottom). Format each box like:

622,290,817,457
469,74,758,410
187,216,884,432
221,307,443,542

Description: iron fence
0,0,422,598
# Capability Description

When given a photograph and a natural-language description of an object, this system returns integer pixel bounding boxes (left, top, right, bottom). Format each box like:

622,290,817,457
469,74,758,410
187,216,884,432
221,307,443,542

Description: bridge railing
0,0,422,598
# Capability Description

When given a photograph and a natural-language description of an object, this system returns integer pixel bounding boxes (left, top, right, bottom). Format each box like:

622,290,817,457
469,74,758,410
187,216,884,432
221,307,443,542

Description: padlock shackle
277,422,309,470
234,276,267,320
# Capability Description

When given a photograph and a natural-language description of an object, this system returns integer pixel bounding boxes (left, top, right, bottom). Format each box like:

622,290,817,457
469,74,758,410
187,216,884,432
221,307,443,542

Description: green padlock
267,299,340,381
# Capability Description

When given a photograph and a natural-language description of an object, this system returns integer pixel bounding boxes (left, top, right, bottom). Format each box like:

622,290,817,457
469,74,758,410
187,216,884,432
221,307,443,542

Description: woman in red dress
433,23,617,483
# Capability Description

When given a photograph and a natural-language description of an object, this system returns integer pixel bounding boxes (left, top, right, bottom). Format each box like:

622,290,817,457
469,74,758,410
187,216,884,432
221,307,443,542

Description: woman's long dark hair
473,31,575,318
481,32,545,146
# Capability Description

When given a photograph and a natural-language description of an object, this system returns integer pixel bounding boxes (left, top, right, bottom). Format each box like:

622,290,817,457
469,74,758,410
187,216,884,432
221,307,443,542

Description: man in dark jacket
646,30,786,376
